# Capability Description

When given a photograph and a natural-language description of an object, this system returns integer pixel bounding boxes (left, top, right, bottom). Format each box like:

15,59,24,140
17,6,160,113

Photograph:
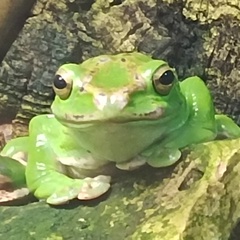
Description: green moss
0,139,239,239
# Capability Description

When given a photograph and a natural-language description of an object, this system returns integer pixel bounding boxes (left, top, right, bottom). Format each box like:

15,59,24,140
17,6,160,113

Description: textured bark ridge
0,0,172,135
0,139,239,239
0,0,36,62
0,0,239,135
182,0,240,128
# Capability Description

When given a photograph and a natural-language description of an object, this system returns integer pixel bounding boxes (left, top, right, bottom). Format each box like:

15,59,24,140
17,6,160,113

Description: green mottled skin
1,52,240,205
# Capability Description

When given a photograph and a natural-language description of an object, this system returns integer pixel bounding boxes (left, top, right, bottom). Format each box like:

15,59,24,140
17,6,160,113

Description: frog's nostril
79,86,84,92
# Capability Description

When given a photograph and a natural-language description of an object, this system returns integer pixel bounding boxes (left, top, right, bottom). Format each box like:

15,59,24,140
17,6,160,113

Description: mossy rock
1,138,240,239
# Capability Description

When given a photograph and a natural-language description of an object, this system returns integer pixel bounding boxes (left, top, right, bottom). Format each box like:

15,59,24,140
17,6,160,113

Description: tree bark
0,0,239,132
0,0,36,62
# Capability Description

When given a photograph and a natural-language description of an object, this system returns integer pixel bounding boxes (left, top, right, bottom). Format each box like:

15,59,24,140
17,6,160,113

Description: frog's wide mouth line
54,107,164,126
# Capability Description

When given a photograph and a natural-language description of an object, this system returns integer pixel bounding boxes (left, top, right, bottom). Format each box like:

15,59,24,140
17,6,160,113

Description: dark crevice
109,0,124,7
66,0,95,12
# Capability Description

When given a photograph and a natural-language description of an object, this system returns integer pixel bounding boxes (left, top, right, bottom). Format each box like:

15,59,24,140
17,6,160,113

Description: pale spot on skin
36,162,47,171
78,218,86,222
47,114,54,118
1,151,27,166
12,152,27,166
192,94,199,116
36,134,47,147
3,146,15,156
82,75,92,83
134,74,147,89
76,80,84,89
99,56,110,62
94,94,108,110
110,93,128,110
141,69,152,79
110,94,117,105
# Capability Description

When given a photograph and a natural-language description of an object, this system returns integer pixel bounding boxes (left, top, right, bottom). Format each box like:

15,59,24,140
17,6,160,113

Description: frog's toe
46,176,111,204
47,193,75,205
147,148,181,167
77,176,111,200
91,175,111,183
46,181,83,205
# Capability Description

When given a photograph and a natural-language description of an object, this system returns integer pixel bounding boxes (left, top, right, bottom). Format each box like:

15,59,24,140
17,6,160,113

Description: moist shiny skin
1,52,240,205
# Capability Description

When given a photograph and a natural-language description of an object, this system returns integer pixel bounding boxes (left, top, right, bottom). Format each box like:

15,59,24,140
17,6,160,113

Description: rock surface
0,139,239,239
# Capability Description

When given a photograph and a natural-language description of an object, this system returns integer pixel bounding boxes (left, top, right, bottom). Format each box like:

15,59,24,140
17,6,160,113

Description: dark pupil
159,70,175,85
54,74,67,89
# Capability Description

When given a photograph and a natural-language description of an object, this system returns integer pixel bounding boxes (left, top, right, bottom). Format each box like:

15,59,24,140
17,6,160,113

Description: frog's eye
53,73,73,100
152,66,176,95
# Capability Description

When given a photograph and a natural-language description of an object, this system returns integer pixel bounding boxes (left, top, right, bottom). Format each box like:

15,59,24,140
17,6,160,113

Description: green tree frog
1,52,240,205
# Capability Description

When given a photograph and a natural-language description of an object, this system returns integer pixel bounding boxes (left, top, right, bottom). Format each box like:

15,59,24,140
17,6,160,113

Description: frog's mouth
54,107,164,126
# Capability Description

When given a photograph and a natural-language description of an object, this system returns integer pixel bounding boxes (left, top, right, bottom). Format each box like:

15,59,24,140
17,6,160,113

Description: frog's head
51,52,186,127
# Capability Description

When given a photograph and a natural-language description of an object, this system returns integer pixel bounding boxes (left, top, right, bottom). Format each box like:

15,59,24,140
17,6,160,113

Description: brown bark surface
0,0,36,62
0,0,239,133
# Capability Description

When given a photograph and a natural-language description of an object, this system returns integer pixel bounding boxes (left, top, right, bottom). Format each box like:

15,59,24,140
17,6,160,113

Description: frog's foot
45,175,111,205
77,175,111,200
116,156,146,171
145,148,181,168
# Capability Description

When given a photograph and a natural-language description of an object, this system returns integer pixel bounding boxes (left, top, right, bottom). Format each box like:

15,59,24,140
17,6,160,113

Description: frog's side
1,52,240,205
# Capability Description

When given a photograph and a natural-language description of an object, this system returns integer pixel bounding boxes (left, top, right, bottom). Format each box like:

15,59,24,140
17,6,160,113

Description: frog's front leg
143,76,219,168
215,114,240,138
141,145,182,168
141,122,216,168
0,137,30,187
143,116,239,168
142,111,217,168
26,116,110,205
116,156,146,170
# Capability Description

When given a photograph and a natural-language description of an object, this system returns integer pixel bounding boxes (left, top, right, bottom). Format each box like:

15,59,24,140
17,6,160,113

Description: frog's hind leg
0,137,29,187
1,136,29,162
0,155,26,187
215,114,240,138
